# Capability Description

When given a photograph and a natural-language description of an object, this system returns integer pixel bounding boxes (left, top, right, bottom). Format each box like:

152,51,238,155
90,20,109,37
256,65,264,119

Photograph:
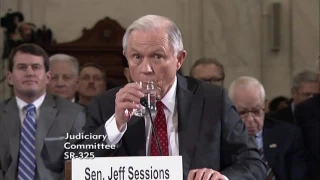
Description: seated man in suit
295,57,320,179
190,57,225,87
0,43,86,180
82,15,266,180
47,53,79,102
228,76,307,180
268,70,318,124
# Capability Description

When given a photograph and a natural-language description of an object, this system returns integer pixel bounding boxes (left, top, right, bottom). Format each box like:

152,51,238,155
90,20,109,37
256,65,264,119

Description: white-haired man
47,54,79,102
295,57,320,179
229,76,307,179
82,15,266,180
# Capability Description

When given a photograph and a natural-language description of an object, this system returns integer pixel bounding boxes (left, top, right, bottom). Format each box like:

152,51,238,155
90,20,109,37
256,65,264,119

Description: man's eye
155,54,162,59
134,55,141,59
238,111,247,116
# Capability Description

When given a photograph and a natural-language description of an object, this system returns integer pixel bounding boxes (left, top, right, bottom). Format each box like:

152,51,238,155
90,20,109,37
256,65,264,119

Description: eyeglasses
237,107,265,119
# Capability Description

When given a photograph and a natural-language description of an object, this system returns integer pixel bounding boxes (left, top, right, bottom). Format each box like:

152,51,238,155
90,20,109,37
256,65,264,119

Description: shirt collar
291,101,295,113
16,93,46,112
160,76,177,114
255,130,263,138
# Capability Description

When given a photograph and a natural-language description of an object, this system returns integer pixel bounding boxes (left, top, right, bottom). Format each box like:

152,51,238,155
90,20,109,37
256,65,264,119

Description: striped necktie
259,149,275,180
18,104,37,180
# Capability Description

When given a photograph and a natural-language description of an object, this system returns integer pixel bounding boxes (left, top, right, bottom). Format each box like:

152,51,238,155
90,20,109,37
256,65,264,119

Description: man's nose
25,66,35,76
56,77,66,87
245,113,255,123
140,59,153,75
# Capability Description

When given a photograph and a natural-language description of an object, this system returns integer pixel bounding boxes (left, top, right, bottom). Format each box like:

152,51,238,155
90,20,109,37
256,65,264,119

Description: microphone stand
140,97,163,156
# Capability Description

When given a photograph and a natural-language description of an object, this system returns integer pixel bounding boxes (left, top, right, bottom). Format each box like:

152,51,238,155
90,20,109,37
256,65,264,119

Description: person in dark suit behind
0,43,86,180
294,57,320,179
228,76,307,180
82,15,266,180
268,70,318,124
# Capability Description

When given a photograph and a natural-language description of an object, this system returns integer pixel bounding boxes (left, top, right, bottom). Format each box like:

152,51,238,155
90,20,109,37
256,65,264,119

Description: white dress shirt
104,76,179,156
254,130,263,151
16,93,46,125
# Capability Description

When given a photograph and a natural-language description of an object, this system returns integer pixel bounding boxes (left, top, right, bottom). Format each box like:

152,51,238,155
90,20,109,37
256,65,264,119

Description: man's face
47,61,78,100
124,28,186,99
292,82,319,105
7,51,50,98
193,64,224,86
78,66,106,97
232,86,265,136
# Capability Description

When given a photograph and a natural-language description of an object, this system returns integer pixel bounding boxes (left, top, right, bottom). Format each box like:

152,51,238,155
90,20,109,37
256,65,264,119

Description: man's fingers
210,172,223,180
188,169,224,180
187,169,197,180
117,102,139,111
202,169,215,180
194,168,206,180
117,92,141,104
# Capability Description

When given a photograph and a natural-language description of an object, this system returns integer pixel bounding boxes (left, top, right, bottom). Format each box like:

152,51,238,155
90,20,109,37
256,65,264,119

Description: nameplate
71,156,183,180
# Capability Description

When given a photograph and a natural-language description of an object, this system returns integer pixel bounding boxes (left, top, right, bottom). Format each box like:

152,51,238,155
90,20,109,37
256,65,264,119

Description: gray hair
292,70,318,89
190,57,225,79
122,15,184,55
49,54,79,75
228,76,266,103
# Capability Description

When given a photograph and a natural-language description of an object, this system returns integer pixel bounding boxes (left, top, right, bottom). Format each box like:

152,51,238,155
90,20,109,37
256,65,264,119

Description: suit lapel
177,75,204,176
3,98,21,167
262,120,279,167
124,115,146,156
36,94,58,155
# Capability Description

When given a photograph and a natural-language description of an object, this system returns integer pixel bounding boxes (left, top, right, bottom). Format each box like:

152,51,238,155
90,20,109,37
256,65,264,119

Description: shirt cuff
104,114,127,145
223,175,229,180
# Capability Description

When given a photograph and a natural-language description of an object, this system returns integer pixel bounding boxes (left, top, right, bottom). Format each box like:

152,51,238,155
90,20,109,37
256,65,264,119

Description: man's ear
45,71,51,84
176,50,187,70
6,71,13,86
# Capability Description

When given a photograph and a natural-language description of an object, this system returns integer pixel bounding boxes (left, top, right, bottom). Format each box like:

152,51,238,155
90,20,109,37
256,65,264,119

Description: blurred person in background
77,63,106,108
190,57,225,87
47,54,79,102
295,57,320,179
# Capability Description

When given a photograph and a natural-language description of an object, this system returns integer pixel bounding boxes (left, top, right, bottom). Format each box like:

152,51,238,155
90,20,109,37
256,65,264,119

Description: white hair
228,76,266,102
49,54,79,75
122,15,184,55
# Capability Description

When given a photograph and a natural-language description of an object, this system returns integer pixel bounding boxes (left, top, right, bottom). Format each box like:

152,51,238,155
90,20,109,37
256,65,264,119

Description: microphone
140,97,163,156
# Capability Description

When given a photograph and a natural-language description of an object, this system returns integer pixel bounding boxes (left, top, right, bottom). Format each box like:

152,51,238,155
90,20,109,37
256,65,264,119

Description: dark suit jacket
82,75,267,180
0,93,86,180
295,94,320,179
262,117,307,179
267,103,295,124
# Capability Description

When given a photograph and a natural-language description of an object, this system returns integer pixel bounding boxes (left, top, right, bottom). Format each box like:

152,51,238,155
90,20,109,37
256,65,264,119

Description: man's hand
188,168,226,180
115,83,144,130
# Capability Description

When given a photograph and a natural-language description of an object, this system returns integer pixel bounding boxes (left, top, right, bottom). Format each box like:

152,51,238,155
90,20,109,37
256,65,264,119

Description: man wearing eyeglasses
268,70,318,125
228,76,307,180
190,57,225,87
